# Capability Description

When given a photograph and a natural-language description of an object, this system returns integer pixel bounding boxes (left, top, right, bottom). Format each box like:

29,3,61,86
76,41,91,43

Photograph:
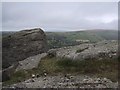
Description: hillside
46,30,118,49
85,30,118,40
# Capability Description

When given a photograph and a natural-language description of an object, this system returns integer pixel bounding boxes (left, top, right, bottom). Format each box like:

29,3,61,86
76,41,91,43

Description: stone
2,63,19,82
16,53,47,71
36,74,39,78
31,79,35,82
47,49,57,57
2,28,48,69
2,28,48,81
44,73,47,77
32,74,35,78
54,40,118,61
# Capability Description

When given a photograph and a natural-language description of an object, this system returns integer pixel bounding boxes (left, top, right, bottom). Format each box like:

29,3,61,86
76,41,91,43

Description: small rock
32,74,35,78
44,73,47,77
31,79,35,82
43,77,46,81
83,79,88,82
36,74,39,78
103,78,107,81
97,78,101,82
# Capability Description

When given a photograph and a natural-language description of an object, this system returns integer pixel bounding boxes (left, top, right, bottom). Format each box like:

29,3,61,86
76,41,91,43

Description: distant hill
46,30,118,49
85,30,118,40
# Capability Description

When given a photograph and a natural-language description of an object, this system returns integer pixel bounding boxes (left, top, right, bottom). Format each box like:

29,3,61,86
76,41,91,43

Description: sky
2,2,118,31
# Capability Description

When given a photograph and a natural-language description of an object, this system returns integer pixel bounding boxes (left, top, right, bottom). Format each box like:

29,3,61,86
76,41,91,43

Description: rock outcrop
2,28,48,69
2,28,48,81
2,63,19,81
49,40,118,60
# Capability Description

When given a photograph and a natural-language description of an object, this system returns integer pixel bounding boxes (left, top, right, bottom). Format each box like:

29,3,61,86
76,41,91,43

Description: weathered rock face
49,40,118,60
16,53,47,71
2,28,48,69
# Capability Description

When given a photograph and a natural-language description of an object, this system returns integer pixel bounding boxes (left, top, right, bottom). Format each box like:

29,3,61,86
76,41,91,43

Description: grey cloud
2,2,118,31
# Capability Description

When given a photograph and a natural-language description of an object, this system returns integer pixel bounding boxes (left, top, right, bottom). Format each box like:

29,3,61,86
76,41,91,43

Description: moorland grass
3,55,118,85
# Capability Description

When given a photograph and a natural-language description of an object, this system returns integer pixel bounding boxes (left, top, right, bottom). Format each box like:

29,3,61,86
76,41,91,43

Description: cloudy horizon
2,2,118,31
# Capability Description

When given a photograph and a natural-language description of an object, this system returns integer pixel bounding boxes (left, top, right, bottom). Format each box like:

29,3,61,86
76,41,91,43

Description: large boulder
55,40,118,60
2,28,48,69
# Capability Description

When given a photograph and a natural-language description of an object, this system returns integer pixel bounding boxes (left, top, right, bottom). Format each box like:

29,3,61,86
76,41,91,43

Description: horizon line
1,28,118,32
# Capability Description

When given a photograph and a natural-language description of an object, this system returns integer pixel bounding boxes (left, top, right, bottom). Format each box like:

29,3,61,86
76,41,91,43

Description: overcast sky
2,2,118,31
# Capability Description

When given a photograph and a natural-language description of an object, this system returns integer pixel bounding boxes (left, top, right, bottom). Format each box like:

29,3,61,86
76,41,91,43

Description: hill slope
46,30,118,49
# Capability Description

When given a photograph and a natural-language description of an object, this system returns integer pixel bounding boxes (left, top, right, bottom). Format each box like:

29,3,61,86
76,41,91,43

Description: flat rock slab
55,40,118,60
16,53,47,71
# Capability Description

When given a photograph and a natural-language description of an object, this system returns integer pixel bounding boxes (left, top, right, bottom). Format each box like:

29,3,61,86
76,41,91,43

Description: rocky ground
3,75,118,88
15,40,118,71
2,40,118,89
54,40,118,60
